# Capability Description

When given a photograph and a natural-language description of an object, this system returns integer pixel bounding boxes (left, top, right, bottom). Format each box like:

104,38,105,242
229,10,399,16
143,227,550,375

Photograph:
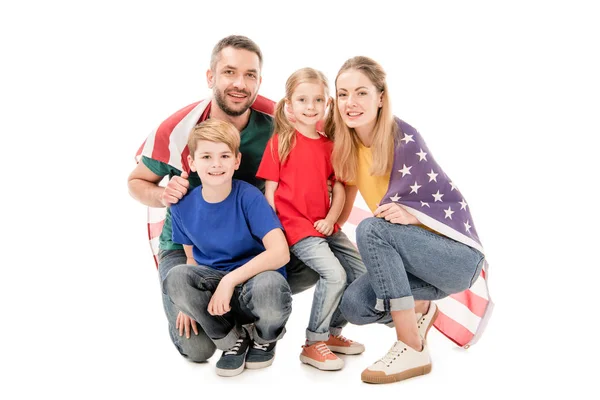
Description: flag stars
427,169,438,182
416,148,428,161
421,201,430,208
410,181,422,194
398,164,412,177
464,220,471,232
389,193,401,202
459,199,468,210
401,133,414,144
432,190,444,202
450,181,458,191
444,206,454,220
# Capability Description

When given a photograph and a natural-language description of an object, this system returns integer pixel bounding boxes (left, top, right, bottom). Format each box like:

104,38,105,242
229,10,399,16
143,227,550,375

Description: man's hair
188,119,241,158
210,35,263,71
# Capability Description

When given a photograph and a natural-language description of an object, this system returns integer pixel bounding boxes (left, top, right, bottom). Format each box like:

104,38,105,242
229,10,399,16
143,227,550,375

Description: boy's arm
264,180,279,212
314,181,346,236
207,228,289,316
337,184,358,227
183,245,198,265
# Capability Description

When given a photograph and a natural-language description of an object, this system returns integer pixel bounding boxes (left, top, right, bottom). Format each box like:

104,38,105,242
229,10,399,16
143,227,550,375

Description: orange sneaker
325,334,365,355
299,342,344,370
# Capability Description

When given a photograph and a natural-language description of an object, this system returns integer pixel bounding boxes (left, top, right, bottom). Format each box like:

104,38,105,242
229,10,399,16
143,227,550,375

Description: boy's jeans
163,264,292,351
291,231,367,342
340,218,484,326
158,249,317,361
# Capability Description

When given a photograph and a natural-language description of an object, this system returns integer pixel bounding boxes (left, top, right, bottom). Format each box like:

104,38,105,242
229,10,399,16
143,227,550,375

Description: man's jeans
163,265,292,351
340,218,484,326
158,249,317,361
291,231,367,342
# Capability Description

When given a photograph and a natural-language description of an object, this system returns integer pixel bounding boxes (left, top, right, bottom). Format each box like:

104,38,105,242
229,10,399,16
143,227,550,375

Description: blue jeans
163,264,292,350
340,218,484,326
291,231,367,342
158,249,318,360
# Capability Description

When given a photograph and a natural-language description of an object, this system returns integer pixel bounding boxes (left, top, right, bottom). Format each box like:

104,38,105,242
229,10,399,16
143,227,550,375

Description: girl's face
288,81,328,128
336,69,382,132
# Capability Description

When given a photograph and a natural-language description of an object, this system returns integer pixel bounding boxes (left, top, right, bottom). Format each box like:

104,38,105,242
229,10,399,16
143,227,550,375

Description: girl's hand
314,219,334,236
208,277,235,316
374,203,419,225
176,311,199,338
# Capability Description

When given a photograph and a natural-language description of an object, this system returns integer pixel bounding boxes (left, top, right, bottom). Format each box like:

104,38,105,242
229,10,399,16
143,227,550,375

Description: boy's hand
208,276,235,316
314,219,334,236
161,171,190,207
176,311,199,339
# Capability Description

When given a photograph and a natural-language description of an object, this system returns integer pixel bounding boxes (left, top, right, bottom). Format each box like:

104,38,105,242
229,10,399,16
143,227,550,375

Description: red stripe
347,206,372,226
136,139,146,159
148,221,165,240
251,95,275,116
481,268,486,280
449,290,488,318
433,311,474,347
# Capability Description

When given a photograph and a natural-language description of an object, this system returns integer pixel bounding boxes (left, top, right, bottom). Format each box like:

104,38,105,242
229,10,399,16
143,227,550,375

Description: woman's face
336,69,382,132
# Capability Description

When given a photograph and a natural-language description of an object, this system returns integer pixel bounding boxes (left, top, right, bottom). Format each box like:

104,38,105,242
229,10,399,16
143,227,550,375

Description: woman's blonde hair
188,119,240,158
272,67,332,163
326,56,397,182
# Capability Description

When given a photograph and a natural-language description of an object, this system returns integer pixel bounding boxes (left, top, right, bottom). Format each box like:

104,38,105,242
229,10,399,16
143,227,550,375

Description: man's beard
213,89,255,117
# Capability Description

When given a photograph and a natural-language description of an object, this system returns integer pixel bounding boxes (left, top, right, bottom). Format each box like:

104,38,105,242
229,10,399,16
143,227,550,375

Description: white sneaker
416,302,438,339
361,340,431,384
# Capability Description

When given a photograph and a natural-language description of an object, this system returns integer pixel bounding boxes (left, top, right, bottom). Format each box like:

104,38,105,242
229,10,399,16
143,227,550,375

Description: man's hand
176,311,199,339
374,202,419,225
208,276,236,316
314,219,335,236
161,171,190,207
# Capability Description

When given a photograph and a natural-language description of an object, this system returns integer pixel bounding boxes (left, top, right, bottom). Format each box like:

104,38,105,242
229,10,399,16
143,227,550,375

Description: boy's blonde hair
188,119,241,158
272,67,332,163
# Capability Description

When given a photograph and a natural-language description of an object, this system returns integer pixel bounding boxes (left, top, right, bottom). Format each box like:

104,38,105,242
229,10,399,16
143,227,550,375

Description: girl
328,57,489,384
257,68,367,371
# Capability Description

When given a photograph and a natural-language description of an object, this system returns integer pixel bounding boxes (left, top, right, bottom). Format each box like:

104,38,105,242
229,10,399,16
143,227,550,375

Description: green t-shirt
142,109,274,250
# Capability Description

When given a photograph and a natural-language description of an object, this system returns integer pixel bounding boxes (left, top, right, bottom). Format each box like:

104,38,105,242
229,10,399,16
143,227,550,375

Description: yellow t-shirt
351,143,390,213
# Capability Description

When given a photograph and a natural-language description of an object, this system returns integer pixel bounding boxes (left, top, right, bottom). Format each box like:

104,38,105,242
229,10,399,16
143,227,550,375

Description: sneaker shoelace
315,343,334,356
224,338,245,355
333,334,352,344
379,345,407,367
252,342,269,351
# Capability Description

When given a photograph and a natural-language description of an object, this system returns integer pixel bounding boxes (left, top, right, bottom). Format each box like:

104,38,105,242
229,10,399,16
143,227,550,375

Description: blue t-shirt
170,180,286,277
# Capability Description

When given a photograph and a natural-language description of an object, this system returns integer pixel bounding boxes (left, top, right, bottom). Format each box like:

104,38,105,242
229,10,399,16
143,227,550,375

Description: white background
1,0,599,398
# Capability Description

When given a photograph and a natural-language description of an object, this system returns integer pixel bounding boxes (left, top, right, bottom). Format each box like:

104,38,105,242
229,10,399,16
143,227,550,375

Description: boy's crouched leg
240,271,292,344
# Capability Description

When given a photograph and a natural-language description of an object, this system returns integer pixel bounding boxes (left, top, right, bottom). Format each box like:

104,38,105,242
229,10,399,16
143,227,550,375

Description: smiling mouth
208,172,225,176
347,112,362,117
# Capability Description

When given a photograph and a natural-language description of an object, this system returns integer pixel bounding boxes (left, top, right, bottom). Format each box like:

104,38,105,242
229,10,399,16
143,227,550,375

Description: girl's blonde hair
326,56,398,183
272,67,332,163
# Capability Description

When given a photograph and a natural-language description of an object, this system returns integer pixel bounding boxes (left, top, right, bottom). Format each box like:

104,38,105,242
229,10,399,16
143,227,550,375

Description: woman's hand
374,203,419,225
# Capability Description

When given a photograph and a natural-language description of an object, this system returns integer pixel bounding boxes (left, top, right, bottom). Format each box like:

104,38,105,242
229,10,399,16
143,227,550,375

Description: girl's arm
183,244,198,266
264,180,278,212
337,185,358,227
325,181,346,224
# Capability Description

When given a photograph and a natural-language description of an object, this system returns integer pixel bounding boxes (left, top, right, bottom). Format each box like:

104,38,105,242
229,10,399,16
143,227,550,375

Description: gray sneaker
215,335,251,377
245,341,276,369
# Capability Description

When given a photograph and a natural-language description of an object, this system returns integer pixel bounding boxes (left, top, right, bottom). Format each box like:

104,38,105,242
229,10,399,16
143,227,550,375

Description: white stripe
341,222,358,244
167,98,211,171
148,207,167,224
468,275,489,300
138,127,158,162
437,296,481,334
150,236,160,255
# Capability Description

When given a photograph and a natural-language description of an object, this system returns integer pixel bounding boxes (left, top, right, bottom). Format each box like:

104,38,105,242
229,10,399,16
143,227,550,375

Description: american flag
135,101,492,349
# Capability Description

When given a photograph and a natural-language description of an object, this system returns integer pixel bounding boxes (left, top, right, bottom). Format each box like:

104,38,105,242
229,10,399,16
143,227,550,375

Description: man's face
207,47,262,117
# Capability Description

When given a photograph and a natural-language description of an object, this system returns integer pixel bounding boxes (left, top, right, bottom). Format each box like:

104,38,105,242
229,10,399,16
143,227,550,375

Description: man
127,35,318,362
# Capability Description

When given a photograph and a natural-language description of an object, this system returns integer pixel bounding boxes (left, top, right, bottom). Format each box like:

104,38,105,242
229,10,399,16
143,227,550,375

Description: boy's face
188,140,241,187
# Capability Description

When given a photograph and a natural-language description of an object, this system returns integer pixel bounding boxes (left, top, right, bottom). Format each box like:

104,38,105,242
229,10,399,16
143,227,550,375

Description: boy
164,119,292,377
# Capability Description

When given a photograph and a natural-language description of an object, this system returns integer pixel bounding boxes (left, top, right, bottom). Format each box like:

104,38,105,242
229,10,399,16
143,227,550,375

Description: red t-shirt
256,131,340,246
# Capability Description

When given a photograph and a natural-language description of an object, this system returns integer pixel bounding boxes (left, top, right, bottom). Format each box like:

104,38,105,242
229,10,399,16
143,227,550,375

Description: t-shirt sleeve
243,188,283,240
142,156,178,177
255,135,280,182
170,204,193,245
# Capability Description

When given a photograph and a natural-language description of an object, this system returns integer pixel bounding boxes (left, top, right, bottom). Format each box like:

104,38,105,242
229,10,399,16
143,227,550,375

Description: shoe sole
245,358,274,369
420,306,439,339
216,361,245,377
300,354,344,370
327,345,365,355
361,363,432,384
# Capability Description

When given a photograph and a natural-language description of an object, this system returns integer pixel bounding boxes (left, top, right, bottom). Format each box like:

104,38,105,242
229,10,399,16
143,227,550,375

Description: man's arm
337,185,358,227
127,161,189,208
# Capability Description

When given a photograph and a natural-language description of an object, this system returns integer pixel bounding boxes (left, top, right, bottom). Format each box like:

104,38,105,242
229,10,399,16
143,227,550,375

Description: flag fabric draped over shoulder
134,106,492,349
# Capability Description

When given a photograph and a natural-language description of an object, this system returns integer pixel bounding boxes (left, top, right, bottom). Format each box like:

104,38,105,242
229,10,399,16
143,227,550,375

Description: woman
328,56,487,384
